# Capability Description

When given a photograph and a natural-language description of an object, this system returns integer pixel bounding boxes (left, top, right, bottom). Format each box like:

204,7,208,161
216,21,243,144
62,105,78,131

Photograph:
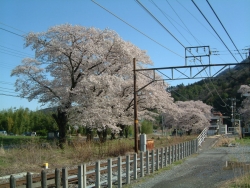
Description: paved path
132,135,249,188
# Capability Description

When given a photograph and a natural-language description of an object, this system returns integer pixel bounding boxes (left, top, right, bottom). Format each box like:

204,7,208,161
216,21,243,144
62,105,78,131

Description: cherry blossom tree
163,100,212,134
238,85,250,124
11,24,153,147
69,66,177,140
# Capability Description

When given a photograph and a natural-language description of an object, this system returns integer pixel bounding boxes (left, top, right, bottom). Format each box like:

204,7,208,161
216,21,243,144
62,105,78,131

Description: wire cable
165,0,202,46
0,27,24,38
136,0,185,48
191,0,239,63
205,0,244,60
150,0,192,46
91,0,184,58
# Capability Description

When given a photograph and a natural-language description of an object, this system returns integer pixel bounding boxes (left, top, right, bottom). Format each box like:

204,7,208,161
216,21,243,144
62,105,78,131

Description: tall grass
0,134,196,177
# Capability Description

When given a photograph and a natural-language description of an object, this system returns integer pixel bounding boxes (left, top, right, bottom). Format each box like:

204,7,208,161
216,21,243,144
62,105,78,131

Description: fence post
186,141,188,156
151,150,155,173
78,164,84,188
178,144,180,160
171,145,174,163
62,167,68,188
55,168,60,188
133,153,137,180
175,144,177,162
146,150,150,174
108,158,113,188
183,142,186,158
182,143,184,159
41,170,47,188
164,147,168,166
118,156,122,188
95,161,100,188
126,155,130,185
156,149,159,171
140,152,144,177
10,175,16,188
196,139,198,152
180,144,182,160
26,172,32,188
169,146,172,165
192,140,194,154
192,140,194,153
161,148,164,168
188,141,192,156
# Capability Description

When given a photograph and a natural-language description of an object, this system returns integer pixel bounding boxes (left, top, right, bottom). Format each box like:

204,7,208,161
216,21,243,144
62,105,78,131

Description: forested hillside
169,58,250,118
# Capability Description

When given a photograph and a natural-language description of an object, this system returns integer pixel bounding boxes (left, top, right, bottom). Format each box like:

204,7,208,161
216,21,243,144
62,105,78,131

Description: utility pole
133,58,139,153
230,98,236,128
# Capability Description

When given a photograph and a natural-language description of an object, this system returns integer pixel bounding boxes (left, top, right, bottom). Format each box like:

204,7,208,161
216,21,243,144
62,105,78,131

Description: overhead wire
165,0,202,46
176,0,229,64
0,22,27,34
192,0,249,81
191,0,239,63
150,0,192,46
0,27,24,38
136,0,185,48
91,0,184,58
205,0,244,60
136,0,229,107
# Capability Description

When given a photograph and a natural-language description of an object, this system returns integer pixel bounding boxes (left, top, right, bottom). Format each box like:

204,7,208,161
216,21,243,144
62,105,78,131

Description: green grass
235,137,250,145
0,134,196,177
0,135,44,146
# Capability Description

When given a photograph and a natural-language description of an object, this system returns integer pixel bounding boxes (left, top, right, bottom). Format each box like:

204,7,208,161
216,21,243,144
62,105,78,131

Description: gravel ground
130,137,250,188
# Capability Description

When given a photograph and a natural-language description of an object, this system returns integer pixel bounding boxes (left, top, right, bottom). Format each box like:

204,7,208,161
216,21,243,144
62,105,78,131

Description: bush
141,120,153,134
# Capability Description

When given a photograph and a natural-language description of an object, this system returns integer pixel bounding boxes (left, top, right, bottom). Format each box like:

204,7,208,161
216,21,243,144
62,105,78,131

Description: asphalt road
132,136,250,188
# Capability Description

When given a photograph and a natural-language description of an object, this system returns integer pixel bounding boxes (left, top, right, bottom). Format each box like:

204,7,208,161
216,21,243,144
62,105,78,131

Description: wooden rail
1,139,199,188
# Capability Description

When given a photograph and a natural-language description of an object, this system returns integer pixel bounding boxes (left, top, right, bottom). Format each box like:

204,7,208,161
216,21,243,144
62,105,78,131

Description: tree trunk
52,108,68,149
102,129,107,142
86,127,93,142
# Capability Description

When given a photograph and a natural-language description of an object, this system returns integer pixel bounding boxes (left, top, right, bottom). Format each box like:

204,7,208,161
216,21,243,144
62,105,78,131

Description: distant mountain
169,57,250,125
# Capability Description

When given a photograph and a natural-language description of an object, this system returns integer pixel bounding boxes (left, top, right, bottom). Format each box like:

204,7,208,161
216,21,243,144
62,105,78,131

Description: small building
208,112,227,136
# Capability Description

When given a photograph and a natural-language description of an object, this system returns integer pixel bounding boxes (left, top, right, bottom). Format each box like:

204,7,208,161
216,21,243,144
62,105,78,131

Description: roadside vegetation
0,134,196,177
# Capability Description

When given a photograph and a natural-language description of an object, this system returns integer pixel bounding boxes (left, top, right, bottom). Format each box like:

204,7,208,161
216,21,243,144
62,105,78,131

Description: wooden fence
2,139,198,188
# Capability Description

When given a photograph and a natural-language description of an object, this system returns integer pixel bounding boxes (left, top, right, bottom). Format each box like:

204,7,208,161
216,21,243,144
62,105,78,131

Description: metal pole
133,58,138,153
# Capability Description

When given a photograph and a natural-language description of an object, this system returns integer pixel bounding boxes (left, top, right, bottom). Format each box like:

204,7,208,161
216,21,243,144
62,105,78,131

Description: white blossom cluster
11,24,212,133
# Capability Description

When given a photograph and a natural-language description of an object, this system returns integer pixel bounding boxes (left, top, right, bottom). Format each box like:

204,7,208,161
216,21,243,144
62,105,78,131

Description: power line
0,81,15,85
136,0,185,48
91,0,184,58
150,0,192,46
165,0,202,46
136,0,223,105
0,50,27,59
0,93,25,98
176,0,219,43
205,0,244,60
0,22,27,34
0,86,16,91
191,0,239,63
0,27,24,38
0,89,19,94
0,45,34,57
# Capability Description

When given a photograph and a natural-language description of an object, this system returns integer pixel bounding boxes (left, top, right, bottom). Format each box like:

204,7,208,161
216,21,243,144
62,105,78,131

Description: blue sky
0,0,249,111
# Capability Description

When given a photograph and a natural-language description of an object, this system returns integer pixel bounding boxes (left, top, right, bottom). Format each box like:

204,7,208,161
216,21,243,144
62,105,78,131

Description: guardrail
1,139,198,188
197,127,208,147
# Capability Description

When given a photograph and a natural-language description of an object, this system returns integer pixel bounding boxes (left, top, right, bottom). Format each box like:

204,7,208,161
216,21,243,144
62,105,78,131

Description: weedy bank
0,134,196,177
